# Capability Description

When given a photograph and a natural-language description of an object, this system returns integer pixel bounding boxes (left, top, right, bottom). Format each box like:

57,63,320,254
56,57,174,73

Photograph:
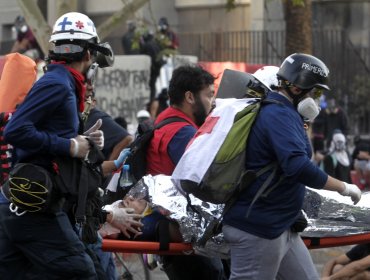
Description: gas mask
159,24,168,32
86,62,99,86
12,24,28,35
297,97,321,122
85,42,114,85
93,42,115,68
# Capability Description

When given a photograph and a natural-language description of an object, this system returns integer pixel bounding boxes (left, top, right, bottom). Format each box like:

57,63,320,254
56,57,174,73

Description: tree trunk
16,0,150,55
16,0,52,56
97,0,150,41
283,0,313,56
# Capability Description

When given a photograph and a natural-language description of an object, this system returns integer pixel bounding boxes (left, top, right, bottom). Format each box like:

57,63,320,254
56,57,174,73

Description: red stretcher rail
102,233,370,254
302,233,370,249
102,240,194,255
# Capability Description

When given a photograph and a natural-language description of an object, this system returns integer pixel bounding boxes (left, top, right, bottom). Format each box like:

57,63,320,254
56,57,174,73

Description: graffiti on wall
94,55,198,128
94,55,151,125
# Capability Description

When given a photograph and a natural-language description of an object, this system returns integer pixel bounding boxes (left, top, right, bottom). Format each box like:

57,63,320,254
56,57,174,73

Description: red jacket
146,107,197,175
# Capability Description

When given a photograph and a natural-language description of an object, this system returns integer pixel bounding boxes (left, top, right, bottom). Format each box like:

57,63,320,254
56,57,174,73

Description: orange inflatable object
0,53,37,112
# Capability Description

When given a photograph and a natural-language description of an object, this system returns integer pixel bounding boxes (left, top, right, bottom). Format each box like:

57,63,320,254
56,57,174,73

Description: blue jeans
87,234,117,280
0,202,97,280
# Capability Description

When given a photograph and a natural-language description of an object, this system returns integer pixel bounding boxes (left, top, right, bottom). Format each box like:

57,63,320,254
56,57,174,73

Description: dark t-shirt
346,243,370,262
85,108,130,159
322,153,351,182
168,125,196,165
352,139,370,160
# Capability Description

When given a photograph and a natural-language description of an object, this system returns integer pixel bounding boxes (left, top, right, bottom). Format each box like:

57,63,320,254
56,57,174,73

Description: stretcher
102,232,370,255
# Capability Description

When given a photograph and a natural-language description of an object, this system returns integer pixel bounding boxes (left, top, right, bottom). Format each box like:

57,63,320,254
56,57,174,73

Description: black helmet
277,53,330,90
159,17,169,26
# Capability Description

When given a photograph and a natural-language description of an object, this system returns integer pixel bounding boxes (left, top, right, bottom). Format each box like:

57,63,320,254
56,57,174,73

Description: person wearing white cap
136,109,151,123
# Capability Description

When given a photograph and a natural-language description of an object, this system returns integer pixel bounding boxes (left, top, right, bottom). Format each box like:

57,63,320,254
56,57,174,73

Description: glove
114,148,131,168
110,207,143,239
340,182,362,205
111,199,124,209
88,130,104,150
70,135,90,158
84,119,104,150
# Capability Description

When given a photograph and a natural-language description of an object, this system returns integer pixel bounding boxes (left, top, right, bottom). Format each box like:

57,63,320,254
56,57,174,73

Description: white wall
0,1,21,44
94,55,151,126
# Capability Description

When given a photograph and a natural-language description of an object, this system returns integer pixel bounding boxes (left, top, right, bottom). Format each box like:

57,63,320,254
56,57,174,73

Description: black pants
162,254,226,280
0,203,97,280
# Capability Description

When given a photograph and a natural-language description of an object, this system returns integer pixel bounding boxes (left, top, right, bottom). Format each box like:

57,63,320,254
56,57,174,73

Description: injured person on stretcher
99,189,183,243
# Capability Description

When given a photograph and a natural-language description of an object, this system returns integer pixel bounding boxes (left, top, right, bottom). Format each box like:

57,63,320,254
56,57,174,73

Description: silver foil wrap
126,175,228,258
127,175,370,259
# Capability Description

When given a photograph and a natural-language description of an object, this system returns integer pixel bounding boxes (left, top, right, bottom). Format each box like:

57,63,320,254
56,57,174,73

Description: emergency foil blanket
128,175,370,259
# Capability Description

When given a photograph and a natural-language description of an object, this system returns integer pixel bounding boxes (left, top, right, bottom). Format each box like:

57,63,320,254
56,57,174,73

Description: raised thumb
84,118,102,135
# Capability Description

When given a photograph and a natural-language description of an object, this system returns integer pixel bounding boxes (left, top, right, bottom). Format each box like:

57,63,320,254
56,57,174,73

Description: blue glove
114,148,131,168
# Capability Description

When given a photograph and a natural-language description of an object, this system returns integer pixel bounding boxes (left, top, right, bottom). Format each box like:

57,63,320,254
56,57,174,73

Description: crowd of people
121,17,178,102
0,10,369,280
311,93,370,191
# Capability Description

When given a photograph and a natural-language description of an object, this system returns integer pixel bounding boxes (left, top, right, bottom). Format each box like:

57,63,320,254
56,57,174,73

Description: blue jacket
223,92,328,239
4,64,79,165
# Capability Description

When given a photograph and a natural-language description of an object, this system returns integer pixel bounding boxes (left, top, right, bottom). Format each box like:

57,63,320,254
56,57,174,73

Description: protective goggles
246,78,268,97
246,88,265,98
282,80,324,99
307,87,324,99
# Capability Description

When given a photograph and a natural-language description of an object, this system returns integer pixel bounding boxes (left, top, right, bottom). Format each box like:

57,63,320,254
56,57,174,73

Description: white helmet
49,12,98,43
136,110,150,119
252,66,279,91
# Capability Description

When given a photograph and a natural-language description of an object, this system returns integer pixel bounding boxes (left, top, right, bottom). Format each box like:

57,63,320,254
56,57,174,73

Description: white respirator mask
297,97,321,122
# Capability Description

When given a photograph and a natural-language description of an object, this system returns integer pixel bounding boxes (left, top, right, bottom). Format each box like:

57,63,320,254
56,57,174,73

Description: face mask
297,97,321,122
86,62,99,86
20,24,28,33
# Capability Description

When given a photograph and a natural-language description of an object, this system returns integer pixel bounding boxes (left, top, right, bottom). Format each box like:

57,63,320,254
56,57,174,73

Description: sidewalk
311,245,353,276
126,246,355,279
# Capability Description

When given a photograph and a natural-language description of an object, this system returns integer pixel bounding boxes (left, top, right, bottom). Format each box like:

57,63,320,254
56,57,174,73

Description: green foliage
130,23,178,62
292,0,305,6
226,0,236,11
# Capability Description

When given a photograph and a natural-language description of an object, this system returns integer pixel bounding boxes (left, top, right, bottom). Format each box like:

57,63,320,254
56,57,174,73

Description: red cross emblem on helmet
75,20,84,29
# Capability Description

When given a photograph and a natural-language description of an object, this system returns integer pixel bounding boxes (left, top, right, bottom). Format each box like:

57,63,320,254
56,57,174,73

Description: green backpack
180,99,282,206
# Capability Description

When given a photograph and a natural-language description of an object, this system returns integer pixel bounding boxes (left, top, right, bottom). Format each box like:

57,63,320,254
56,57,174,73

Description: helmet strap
280,80,308,107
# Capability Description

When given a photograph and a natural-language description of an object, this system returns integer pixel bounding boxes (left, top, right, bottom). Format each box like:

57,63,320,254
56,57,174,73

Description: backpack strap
75,161,89,224
261,98,284,107
154,117,189,129
219,162,281,219
245,162,285,218
156,219,171,251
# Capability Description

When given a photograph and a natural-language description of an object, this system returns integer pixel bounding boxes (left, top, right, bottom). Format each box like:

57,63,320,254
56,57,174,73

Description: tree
227,0,312,55
283,0,312,55
16,0,150,57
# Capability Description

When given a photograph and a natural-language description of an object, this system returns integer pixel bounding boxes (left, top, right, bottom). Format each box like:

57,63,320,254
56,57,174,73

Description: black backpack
103,117,189,205
126,117,188,182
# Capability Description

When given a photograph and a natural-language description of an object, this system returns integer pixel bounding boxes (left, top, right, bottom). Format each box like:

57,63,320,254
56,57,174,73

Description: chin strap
280,80,309,107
